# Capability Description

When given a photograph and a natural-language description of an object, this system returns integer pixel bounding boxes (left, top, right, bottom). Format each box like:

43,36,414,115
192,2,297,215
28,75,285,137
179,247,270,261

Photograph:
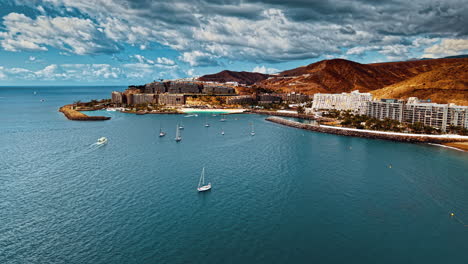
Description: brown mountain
257,58,468,97
371,62,468,105
198,70,270,85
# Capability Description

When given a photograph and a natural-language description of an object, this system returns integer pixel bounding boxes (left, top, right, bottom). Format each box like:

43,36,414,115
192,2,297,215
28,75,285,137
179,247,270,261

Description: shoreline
266,116,468,145
180,108,247,114
441,142,468,152
59,105,111,121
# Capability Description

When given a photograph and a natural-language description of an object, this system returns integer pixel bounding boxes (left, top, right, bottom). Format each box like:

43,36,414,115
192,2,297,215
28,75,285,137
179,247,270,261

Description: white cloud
346,46,378,55
0,12,119,55
252,65,279,74
131,55,177,68
179,51,219,66
186,68,196,77
3,0,467,66
156,57,175,66
378,45,410,61
423,39,468,58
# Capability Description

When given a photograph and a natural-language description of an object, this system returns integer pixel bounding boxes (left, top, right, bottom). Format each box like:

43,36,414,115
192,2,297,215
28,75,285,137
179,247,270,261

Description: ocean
1,86,468,263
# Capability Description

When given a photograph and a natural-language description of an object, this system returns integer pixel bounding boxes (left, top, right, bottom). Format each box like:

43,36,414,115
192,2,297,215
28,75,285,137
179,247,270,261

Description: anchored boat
197,167,212,192
175,124,182,142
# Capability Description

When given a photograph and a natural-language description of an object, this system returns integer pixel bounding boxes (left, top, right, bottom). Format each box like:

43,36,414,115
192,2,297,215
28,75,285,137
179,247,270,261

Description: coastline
180,108,247,114
266,116,468,145
441,142,468,152
59,105,111,121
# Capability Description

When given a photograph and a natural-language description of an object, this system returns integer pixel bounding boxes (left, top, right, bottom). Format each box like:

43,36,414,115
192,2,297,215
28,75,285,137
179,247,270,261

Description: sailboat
197,167,211,192
175,124,182,142
221,128,225,135
159,127,166,137
204,116,210,127
179,122,184,130
250,123,255,136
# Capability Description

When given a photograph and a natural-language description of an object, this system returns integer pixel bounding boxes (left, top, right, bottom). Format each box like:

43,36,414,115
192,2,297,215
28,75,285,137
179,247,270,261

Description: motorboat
97,137,108,145
159,127,166,137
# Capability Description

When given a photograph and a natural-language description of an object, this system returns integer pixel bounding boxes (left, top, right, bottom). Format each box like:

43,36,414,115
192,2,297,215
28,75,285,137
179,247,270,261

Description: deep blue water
1,86,468,264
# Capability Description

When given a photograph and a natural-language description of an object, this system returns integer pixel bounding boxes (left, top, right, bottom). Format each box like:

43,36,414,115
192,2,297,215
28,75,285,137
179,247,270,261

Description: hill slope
371,62,468,105
198,70,270,85
258,58,468,96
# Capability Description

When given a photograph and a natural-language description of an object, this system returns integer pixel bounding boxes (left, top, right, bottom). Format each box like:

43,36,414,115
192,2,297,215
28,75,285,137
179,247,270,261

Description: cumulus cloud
0,64,122,81
252,65,279,74
423,39,468,58
3,0,468,64
0,12,120,55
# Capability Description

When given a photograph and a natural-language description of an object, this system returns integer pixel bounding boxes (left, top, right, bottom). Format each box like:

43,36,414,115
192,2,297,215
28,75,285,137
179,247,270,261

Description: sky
0,0,467,85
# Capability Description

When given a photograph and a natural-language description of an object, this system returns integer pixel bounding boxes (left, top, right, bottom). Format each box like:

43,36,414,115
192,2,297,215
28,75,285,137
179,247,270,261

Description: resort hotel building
308,90,372,115
366,97,468,132
305,90,468,132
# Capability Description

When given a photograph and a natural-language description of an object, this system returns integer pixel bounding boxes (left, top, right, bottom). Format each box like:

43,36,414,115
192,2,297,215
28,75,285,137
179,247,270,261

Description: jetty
59,105,110,121
266,116,468,144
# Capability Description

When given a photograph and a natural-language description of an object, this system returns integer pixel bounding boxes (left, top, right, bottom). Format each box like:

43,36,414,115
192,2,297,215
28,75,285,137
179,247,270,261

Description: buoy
388,165,392,168
450,212,455,217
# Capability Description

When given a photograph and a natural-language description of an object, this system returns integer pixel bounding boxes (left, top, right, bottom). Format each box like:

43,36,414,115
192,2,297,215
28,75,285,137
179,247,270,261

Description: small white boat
250,123,255,136
197,167,211,192
159,127,166,137
175,124,182,142
179,123,184,130
221,129,225,135
97,137,108,145
220,118,226,122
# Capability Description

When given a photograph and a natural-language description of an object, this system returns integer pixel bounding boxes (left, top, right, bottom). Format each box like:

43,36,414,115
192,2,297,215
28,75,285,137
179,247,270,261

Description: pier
59,105,111,121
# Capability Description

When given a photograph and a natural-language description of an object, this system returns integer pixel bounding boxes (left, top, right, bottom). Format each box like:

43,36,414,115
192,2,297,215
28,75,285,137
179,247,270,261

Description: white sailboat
250,123,255,136
175,124,182,142
204,116,210,127
197,167,211,192
221,128,225,135
179,122,184,130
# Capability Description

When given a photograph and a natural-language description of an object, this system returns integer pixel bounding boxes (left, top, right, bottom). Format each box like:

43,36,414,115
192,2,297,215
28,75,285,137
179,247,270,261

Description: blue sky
0,0,467,85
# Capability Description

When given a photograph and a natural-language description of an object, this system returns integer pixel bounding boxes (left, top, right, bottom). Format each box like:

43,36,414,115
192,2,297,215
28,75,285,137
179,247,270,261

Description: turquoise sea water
1,86,468,264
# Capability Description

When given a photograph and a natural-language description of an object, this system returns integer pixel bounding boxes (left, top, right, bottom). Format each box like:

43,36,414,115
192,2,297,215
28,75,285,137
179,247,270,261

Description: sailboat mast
198,167,205,187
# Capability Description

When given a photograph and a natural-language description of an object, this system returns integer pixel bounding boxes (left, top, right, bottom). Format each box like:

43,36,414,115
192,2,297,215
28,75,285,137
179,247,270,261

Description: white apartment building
366,97,468,132
308,90,372,114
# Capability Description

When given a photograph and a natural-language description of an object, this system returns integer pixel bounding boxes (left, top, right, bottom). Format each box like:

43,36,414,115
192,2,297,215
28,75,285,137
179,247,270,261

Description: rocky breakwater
266,116,468,144
59,105,111,121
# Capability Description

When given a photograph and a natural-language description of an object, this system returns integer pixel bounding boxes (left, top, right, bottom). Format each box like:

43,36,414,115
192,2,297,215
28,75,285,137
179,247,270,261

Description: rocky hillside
257,58,468,96
371,62,468,105
198,70,270,85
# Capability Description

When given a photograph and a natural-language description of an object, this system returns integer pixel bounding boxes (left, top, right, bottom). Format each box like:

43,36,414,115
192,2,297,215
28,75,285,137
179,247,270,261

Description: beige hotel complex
307,91,468,132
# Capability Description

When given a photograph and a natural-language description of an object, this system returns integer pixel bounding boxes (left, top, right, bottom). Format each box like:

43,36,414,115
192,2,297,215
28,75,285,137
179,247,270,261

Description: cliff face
257,58,468,101
198,70,270,85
